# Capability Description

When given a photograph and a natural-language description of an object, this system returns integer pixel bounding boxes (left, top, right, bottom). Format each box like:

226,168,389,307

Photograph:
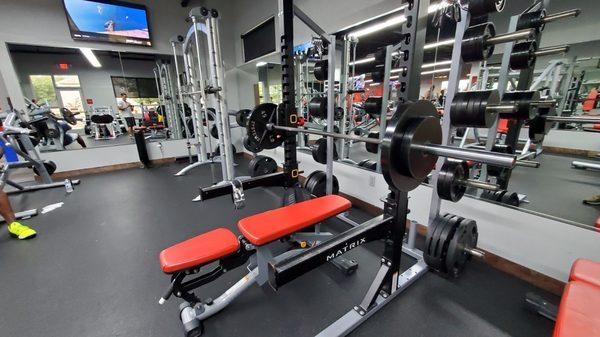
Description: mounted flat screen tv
242,17,275,62
62,0,152,46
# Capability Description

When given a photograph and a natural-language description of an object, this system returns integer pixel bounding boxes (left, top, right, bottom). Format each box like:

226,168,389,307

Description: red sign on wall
86,99,94,105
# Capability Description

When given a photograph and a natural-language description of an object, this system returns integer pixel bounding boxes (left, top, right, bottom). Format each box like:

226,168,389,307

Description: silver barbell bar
267,124,516,168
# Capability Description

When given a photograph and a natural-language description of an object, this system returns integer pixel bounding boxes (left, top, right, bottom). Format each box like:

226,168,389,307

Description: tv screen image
63,0,151,46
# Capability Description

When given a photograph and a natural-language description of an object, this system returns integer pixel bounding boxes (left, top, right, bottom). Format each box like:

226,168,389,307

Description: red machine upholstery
570,259,600,288
238,195,351,246
159,228,239,274
553,259,600,337
553,281,600,337
497,118,509,134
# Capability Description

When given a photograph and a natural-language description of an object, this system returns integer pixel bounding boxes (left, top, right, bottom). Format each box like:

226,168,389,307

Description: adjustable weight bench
159,195,351,337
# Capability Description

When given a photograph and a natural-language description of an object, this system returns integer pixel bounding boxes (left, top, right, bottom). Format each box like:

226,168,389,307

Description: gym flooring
0,157,557,337
348,143,599,226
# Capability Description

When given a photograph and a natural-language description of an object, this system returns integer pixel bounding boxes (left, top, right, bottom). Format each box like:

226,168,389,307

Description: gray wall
11,51,162,114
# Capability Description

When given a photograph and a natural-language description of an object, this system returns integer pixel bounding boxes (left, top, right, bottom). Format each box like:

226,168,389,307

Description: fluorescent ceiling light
421,67,452,75
424,39,455,50
422,60,452,69
349,15,407,38
79,48,101,68
256,61,267,67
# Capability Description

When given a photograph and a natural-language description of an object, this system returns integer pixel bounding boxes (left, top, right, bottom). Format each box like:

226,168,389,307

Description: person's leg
0,191,36,239
126,117,135,137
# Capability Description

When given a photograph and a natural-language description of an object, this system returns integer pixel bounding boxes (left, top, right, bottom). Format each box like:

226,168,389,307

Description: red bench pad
553,281,600,337
570,259,600,288
159,228,239,274
238,195,351,246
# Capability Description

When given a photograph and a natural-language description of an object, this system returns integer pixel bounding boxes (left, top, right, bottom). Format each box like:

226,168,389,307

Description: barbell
462,23,536,63
246,101,517,192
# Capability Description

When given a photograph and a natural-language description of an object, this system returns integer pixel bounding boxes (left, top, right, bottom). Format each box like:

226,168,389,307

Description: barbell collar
534,45,569,57
459,179,501,191
411,144,517,168
485,104,518,114
542,9,581,24
486,28,536,45
545,116,600,124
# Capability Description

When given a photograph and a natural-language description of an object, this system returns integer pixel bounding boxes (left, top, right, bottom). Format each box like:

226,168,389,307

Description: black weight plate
313,60,328,81
517,9,546,32
437,215,464,274
304,170,339,197
437,160,468,202
450,92,470,126
236,109,251,127
501,91,540,120
494,190,507,201
357,159,377,170
381,101,441,192
445,218,478,277
246,103,283,151
510,41,537,70
249,155,278,177
365,132,380,153
210,124,219,139
311,138,338,164
364,97,383,116
308,97,327,119
469,0,505,17
424,214,452,272
462,23,495,63
243,135,261,153
33,160,57,176
501,191,519,206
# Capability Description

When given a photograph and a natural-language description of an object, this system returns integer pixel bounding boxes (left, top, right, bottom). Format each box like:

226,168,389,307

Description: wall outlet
369,175,376,187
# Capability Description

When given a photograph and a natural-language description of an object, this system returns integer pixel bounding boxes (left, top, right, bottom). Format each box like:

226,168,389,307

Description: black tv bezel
62,0,153,47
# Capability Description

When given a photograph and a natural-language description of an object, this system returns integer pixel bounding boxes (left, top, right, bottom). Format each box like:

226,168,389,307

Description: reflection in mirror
7,44,185,152
440,40,600,228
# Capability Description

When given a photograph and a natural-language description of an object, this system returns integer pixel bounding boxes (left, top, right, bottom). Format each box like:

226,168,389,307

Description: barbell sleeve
543,9,581,24
534,45,569,57
459,179,500,191
411,144,517,168
464,247,486,258
545,116,600,124
486,104,518,114
486,28,536,45
515,160,540,168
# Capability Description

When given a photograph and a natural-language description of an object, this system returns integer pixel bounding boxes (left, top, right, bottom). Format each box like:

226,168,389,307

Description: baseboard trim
52,158,176,179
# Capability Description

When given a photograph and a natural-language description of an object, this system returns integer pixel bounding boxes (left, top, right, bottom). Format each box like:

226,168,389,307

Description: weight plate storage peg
450,90,500,128
437,160,469,202
462,22,496,63
248,155,278,177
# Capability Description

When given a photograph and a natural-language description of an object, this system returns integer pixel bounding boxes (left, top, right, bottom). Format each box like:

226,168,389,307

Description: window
30,75,58,106
53,75,81,88
111,76,157,98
